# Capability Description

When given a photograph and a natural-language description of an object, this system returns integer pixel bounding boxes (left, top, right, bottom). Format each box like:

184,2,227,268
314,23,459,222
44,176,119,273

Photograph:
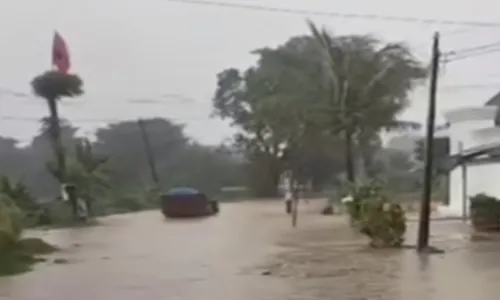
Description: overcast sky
1,0,500,146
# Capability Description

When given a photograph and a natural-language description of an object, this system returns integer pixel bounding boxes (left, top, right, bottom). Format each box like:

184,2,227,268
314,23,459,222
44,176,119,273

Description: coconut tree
307,20,427,185
31,70,83,218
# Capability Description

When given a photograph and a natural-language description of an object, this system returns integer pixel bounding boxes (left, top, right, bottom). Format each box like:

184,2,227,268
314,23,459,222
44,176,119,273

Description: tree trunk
47,98,66,179
344,129,356,184
47,98,77,219
248,157,281,198
356,145,370,185
85,189,93,217
290,171,299,227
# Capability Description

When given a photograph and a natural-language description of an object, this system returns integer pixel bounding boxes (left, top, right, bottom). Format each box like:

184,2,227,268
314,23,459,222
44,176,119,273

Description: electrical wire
440,83,500,89
443,40,500,57
0,114,214,124
444,46,500,63
164,0,500,28
0,116,120,123
438,83,500,92
2,5,500,126
0,88,205,106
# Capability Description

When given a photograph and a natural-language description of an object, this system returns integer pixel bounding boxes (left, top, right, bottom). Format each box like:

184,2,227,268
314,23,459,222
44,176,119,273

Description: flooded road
1,200,500,300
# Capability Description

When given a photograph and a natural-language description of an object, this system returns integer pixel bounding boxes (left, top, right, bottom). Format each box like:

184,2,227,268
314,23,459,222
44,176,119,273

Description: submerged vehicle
160,187,219,218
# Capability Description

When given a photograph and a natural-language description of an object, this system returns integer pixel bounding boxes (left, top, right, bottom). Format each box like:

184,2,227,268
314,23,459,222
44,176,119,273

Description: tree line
1,20,430,222
0,118,245,218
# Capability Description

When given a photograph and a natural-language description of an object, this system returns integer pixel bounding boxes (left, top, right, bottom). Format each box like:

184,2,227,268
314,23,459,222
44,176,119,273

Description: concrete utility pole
417,32,440,252
137,119,160,186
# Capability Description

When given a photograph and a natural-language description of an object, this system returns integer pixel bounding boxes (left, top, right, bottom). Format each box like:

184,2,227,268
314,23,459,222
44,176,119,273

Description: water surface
0,201,499,300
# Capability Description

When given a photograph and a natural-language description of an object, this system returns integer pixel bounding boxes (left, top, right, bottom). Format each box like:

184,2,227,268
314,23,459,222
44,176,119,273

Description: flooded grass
0,238,58,276
38,218,102,230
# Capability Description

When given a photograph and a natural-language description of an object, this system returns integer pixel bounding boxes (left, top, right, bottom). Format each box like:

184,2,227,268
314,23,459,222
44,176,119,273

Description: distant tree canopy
0,118,245,201
414,137,450,164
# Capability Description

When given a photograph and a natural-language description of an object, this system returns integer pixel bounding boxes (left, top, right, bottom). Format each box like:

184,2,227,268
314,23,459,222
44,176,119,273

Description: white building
438,104,500,217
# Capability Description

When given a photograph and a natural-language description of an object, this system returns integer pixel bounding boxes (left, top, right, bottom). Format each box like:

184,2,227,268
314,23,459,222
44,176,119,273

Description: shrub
0,195,58,276
0,195,24,253
0,237,58,276
343,182,385,226
470,193,500,232
345,182,407,248
359,201,406,248
0,177,38,213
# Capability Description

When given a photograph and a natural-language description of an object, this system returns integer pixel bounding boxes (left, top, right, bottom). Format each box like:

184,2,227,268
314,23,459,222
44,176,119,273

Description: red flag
52,31,71,73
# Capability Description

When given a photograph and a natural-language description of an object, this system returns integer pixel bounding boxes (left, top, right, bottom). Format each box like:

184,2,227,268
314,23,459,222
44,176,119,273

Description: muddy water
1,201,500,300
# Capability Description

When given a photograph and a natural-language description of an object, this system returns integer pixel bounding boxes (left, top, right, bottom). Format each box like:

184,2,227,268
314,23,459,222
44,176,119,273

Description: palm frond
306,20,342,105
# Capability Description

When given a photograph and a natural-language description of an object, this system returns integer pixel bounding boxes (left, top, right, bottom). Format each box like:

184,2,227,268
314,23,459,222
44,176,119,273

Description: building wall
447,161,500,217
449,120,496,154
439,106,500,217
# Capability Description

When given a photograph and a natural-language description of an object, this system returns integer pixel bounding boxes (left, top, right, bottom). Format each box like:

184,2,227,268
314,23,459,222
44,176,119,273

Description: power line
439,83,500,91
0,88,206,106
165,0,500,27
441,27,476,36
0,115,213,123
0,116,120,123
444,46,500,63
443,40,500,57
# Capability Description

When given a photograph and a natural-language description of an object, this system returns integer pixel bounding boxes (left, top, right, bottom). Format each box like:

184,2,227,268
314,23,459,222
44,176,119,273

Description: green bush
0,196,58,276
359,201,406,248
470,193,500,232
0,237,58,276
345,182,407,248
344,182,384,226
0,177,38,213
0,195,24,253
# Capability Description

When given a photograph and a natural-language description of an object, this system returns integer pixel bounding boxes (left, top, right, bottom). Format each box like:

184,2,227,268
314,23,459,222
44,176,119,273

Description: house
437,91,500,217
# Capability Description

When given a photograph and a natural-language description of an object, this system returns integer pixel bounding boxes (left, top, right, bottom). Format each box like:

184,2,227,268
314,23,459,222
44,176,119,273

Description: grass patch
0,238,58,277
38,218,101,230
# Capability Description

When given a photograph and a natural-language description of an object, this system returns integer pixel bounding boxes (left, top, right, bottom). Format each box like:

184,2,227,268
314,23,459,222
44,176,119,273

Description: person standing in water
62,184,89,221
283,171,293,214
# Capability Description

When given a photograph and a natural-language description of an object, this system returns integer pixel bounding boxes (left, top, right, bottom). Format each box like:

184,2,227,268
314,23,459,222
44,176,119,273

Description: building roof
485,91,500,106
440,140,500,172
444,106,497,123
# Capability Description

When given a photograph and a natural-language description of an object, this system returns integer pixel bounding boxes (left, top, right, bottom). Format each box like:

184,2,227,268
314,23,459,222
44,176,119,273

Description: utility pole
417,32,440,252
137,119,160,186
459,142,468,221
291,173,299,227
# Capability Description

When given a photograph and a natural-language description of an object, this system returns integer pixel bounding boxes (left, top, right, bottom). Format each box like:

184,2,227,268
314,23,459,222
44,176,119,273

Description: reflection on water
1,201,500,300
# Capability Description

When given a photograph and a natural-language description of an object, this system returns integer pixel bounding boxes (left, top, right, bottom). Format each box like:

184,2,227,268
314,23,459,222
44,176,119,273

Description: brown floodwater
1,200,500,300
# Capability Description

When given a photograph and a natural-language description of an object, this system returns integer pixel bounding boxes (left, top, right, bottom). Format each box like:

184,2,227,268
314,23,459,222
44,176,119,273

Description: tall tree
213,36,332,196
214,68,285,196
212,29,425,194
307,21,427,184
31,71,83,218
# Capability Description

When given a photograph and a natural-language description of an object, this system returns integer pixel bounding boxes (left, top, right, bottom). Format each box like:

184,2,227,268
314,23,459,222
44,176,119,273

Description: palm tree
306,21,427,185
31,70,83,218
67,138,109,216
